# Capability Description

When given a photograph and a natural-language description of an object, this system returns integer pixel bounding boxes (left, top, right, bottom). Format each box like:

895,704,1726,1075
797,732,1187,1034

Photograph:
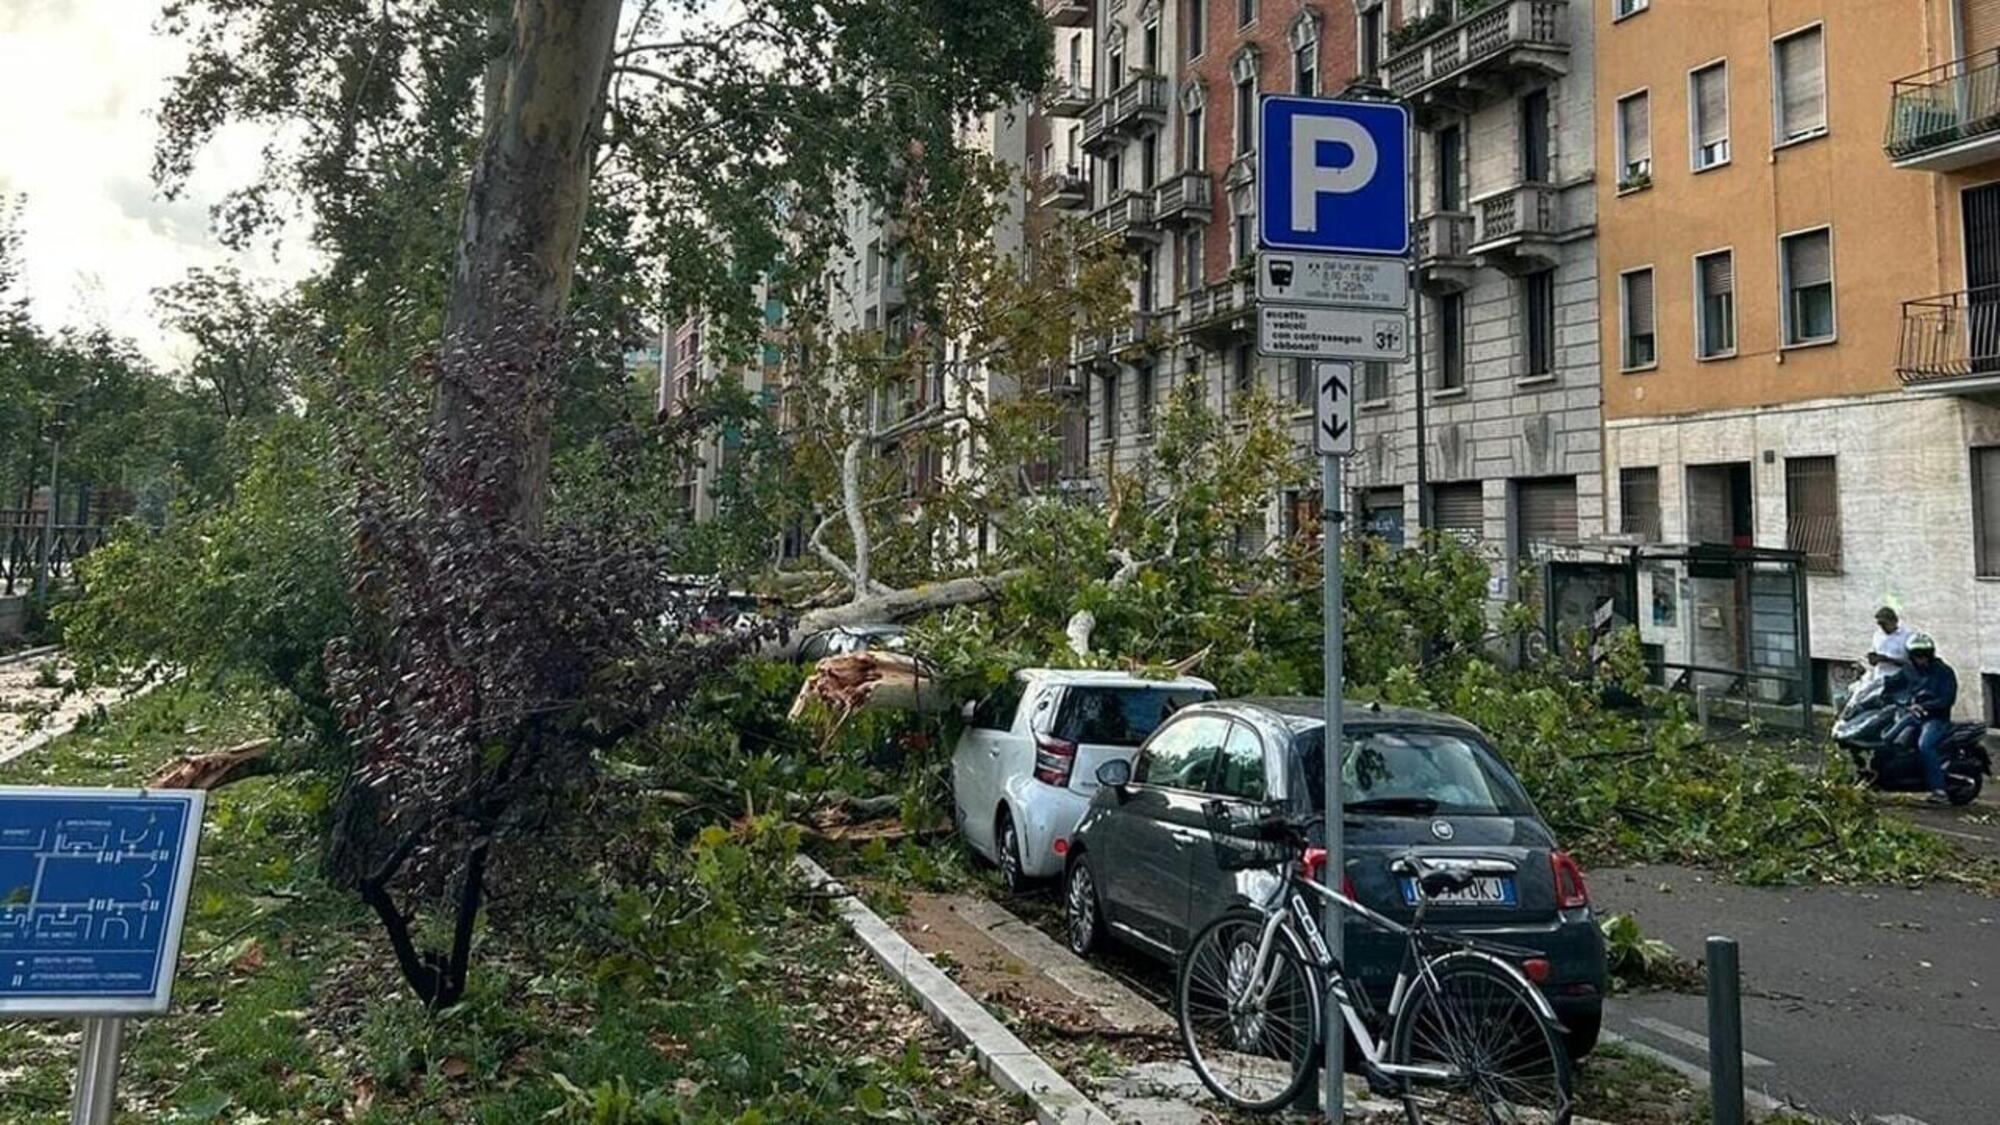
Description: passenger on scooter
1881,633,1958,805
1864,607,1913,682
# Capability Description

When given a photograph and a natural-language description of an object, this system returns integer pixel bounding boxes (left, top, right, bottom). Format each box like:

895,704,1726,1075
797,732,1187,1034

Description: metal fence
1896,284,2000,386
1884,49,2000,161
1,514,111,596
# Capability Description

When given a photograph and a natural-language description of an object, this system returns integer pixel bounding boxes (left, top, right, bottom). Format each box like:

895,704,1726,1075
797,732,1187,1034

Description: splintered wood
788,650,948,720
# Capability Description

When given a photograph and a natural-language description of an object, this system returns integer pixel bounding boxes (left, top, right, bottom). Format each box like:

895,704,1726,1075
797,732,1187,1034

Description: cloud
0,2,314,369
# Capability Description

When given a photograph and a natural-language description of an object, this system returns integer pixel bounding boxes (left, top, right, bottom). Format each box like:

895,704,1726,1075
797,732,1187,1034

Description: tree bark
436,0,622,538
783,570,1027,652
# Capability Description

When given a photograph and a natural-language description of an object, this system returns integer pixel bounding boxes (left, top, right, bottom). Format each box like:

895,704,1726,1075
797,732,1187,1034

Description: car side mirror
1096,758,1132,789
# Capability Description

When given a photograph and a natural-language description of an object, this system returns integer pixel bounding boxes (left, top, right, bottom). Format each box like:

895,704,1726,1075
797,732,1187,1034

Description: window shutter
1517,478,1579,547
1626,270,1656,335
1700,252,1733,297
1967,0,2000,54
1620,95,1650,162
1778,30,1825,138
1695,66,1728,146
1787,231,1832,288
1977,448,2000,576
1433,483,1485,537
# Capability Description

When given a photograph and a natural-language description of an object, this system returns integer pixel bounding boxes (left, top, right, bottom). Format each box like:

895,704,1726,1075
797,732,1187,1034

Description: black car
1063,697,1607,1056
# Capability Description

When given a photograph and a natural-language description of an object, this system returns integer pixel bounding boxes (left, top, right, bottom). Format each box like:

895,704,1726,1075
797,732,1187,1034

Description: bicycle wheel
1388,954,1571,1125
1177,909,1323,1112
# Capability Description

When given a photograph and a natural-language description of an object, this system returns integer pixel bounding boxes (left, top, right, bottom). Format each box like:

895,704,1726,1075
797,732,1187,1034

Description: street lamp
32,401,68,603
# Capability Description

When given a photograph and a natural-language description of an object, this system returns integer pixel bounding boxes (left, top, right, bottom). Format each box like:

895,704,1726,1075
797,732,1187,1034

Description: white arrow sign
1315,361,1355,457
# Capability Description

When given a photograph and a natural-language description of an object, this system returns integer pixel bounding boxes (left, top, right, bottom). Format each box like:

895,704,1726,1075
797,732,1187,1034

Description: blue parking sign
0,787,206,1016
1258,96,1410,257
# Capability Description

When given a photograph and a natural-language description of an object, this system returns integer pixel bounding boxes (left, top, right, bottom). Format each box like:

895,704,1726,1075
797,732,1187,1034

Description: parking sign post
1257,93,1408,1122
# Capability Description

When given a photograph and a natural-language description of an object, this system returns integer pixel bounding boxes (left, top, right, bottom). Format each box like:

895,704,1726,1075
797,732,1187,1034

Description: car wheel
998,814,1027,894
1065,856,1104,956
1564,1006,1602,1060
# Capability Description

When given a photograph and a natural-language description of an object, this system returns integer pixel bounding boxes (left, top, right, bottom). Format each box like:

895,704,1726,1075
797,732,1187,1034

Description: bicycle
1175,799,1572,1123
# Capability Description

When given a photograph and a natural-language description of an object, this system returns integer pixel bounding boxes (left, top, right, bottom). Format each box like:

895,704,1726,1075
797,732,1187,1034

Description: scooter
1832,673,1991,805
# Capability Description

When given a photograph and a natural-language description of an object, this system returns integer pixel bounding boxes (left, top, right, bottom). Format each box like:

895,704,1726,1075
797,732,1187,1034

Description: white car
952,669,1216,891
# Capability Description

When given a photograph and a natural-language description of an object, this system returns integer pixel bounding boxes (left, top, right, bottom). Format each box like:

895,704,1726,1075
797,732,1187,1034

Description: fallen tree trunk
148,738,275,790
789,650,952,719
779,570,1027,657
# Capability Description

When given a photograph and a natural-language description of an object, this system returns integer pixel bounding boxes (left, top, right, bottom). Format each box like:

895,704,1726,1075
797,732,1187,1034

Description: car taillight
1033,735,1079,787
1522,958,1551,984
1551,851,1590,909
1299,848,1357,900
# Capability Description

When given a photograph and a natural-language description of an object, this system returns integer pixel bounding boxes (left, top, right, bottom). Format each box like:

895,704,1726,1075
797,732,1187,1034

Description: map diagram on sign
0,790,202,1011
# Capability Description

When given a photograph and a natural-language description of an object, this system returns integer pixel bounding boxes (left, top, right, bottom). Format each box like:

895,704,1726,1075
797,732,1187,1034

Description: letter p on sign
1258,96,1409,257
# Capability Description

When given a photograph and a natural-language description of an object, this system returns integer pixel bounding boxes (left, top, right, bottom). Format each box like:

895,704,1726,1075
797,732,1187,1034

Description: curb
0,644,60,669
794,855,1115,1125
1600,1031,1797,1119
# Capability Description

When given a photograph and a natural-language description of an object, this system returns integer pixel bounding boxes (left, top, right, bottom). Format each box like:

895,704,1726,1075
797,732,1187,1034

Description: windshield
1051,686,1215,747
1294,727,1535,817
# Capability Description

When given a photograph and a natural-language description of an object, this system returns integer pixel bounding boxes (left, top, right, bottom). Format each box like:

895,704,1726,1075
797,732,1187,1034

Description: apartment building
1595,0,2000,721
656,293,784,522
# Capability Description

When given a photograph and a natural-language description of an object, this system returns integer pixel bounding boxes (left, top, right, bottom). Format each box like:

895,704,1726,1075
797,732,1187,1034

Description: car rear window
1051,686,1214,746
1293,728,1536,817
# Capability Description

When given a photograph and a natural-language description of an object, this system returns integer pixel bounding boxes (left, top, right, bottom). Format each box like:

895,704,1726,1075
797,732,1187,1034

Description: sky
0,0,314,370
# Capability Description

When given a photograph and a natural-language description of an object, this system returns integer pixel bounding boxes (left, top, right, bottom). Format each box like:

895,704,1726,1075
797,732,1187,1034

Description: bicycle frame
1235,861,1550,1085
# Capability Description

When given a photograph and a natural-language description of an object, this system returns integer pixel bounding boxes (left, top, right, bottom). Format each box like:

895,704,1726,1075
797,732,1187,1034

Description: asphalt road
1595,864,2000,1125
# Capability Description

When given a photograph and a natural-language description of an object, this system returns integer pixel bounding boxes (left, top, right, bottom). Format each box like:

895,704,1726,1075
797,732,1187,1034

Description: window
1616,91,1651,188
1522,270,1555,377
1619,467,1662,541
1138,249,1156,311
1106,152,1123,202
1436,292,1465,389
1695,249,1736,358
1785,456,1841,573
970,677,1026,730
1100,370,1119,442
1436,124,1463,211
1621,267,1656,368
1613,0,1647,18
1185,106,1205,171
1361,360,1390,402
1055,686,1214,748
1135,362,1156,432
1314,730,1536,816
1292,358,1313,408
865,238,881,284
1108,45,1124,90
1774,26,1826,143
1234,69,1256,155
1521,88,1551,182
1781,227,1835,345
1690,62,1730,169
1232,344,1255,401
1141,134,1159,189
1143,20,1160,70
1433,481,1484,541
1239,0,1255,27
1067,35,1084,89
1188,0,1206,59
1184,227,1205,293
1359,5,1385,75
1291,17,1319,96
1215,722,1267,800
1134,715,1226,789
1974,447,2000,577
1232,188,1254,262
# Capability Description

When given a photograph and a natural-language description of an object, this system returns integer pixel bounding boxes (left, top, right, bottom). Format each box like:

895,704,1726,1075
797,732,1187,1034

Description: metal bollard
1695,685,1711,731
1706,936,1744,1125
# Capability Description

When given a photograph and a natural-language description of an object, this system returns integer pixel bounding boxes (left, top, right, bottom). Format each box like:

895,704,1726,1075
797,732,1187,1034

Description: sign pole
1321,453,1345,1122
69,1016,124,1125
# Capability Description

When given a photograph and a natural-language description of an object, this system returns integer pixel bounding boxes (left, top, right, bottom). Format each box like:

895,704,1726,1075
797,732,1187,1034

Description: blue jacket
1889,660,1958,720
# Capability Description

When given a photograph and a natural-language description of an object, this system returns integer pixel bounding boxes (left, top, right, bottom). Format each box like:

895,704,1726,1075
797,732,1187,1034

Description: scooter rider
1865,606,1913,682
1882,633,1958,804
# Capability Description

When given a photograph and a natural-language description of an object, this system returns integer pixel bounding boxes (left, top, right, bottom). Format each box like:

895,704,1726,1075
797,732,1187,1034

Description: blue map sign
0,787,206,1016
1257,95,1410,257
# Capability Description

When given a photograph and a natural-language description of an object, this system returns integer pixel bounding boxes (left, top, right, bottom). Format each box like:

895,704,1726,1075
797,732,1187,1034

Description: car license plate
1399,876,1516,907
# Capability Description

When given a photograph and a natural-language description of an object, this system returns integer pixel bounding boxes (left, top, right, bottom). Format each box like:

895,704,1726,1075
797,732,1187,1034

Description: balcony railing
1086,192,1159,243
1470,183,1561,250
1415,211,1474,263
1109,73,1170,132
1181,275,1255,337
1080,98,1116,154
1042,76,1093,118
1152,171,1214,226
1036,168,1091,210
1042,0,1090,28
1885,50,2000,169
1383,0,1570,109
1897,286,2000,389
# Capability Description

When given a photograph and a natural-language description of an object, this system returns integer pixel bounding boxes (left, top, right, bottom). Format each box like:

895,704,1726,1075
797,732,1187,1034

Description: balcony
1036,168,1091,210
1382,0,1571,125
1152,171,1214,228
1086,191,1160,246
1885,52,2000,171
1080,98,1117,154
1042,0,1090,28
1042,76,1093,119
1468,182,1564,273
1414,210,1476,294
1180,275,1256,344
1079,73,1169,155
1896,287,2000,394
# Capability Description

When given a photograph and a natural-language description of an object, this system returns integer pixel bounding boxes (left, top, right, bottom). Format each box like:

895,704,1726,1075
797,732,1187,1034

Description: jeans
1886,713,1952,791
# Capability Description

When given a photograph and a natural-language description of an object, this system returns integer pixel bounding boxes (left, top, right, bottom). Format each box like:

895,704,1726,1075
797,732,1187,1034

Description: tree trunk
436,0,622,539
784,570,1027,653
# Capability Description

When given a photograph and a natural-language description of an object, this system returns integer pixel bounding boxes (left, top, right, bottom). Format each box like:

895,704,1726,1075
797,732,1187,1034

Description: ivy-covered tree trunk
436,0,621,539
